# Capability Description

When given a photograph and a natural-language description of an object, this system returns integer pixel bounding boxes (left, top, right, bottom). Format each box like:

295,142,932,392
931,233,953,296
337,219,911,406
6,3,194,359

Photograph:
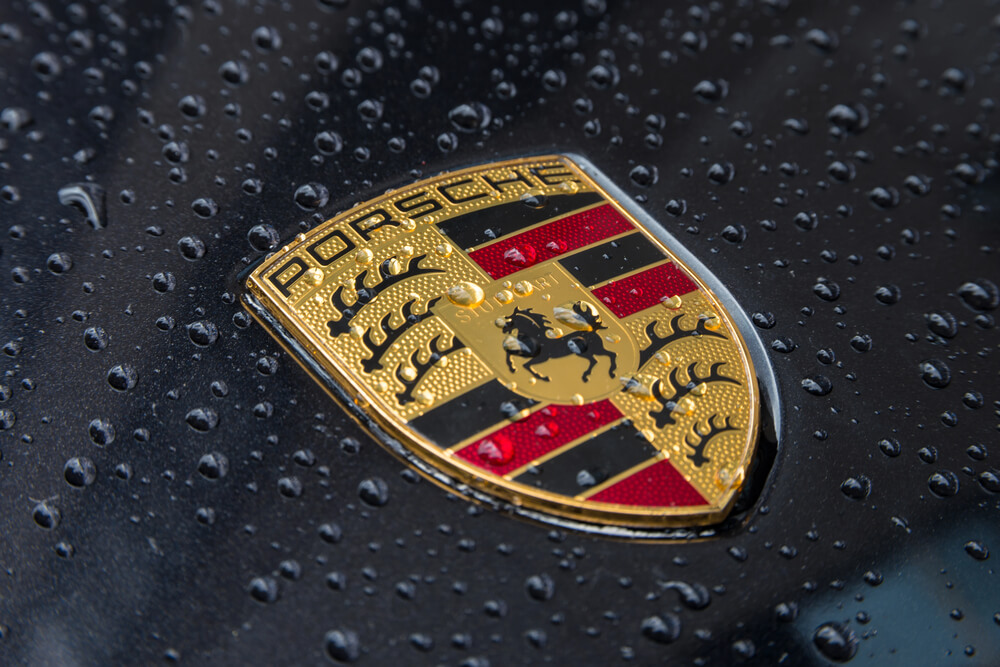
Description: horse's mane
511,308,549,328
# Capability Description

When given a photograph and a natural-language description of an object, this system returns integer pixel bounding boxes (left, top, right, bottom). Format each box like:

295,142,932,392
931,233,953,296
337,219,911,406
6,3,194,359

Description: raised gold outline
244,155,760,528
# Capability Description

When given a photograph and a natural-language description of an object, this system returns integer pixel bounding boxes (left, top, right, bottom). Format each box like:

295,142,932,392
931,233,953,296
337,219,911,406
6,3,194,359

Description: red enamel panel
590,262,699,318
467,203,633,279
587,458,706,507
454,399,622,476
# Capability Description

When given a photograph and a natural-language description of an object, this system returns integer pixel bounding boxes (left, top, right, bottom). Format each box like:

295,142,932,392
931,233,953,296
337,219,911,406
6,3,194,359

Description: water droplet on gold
501,280,512,289
661,295,683,310
513,280,533,296
494,317,507,328
415,390,434,406
446,281,485,307
385,257,404,275
305,267,324,285
691,382,708,397
654,350,671,365
620,375,654,398
641,429,656,443
704,314,722,330
356,248,373,265
571,393,584,406
400,245,414,257
400,365,417,381
545,327,564,339
295,233,306,242
400,218,417,231
511,408,531,422
349,325,364,338
558,180,580,194
495,290,514,304
435,243,453,258
437,356,449,368
374,381,388,392
672,397,696,416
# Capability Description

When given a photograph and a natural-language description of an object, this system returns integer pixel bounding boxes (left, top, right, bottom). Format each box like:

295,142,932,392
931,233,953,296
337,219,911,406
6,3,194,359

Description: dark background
1,0,998,664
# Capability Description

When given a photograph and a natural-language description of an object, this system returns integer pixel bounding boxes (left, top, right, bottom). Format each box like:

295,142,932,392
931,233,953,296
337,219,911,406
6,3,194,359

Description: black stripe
511,423,658,497
558,232,664,287
436,192,603,250
409,380,536,447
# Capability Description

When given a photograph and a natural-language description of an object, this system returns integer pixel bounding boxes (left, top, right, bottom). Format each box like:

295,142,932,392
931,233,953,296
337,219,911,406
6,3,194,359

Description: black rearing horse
500,304,618,383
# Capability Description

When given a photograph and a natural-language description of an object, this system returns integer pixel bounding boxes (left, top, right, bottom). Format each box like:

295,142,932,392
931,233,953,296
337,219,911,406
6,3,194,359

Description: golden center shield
244,156,760,529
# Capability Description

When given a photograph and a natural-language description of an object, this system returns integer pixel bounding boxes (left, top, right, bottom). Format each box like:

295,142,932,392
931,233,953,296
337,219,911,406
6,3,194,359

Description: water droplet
446,281,485,307
525,573,555,601
801,375,832,396
294,182,329,210
920,359,951,389
640,613,681,644
152,271,176,293
197,452,228,480
357,477,389,507
448,102,491,132
841,476,871,500
813,622,858,662
324,628,360,663
277,476,303,498
107,364,137,391
928,470,959,497
187,320,219,347
719,223,746,243
57,183,107,229
874,285,901,305
878,438,902,458
813,280,840,302
248,576,279,603
503,244,537,268
629,165,658,187
957,279,998,311
964,540,989,561
88,418,115,446
191,198,218,219
178,236,206,260
185,408,219,432
251,25,281,52
849,334,872,352
83,326,108,351
32,501,60,530
925,310,958,338
707,161,735,185
64,457,96,487
477,435,513,465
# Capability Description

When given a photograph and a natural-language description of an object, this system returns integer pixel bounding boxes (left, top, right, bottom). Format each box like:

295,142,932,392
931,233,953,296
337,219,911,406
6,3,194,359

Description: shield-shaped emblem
244,156,760,529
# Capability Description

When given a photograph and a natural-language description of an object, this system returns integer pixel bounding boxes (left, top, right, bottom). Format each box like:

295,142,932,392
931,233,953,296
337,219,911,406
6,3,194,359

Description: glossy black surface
1,1,999,664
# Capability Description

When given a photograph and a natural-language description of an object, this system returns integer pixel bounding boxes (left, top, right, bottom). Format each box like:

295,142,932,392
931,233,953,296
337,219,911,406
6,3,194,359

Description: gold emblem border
244,155,760,528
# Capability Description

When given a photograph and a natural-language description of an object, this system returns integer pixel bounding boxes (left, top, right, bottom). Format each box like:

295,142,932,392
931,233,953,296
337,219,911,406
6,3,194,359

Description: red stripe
588,459,706,507
467,204,633,279
590,262,698,318
454,400,622,476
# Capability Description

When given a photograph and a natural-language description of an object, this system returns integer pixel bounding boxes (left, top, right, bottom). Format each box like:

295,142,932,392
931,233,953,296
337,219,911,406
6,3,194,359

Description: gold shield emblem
244,156,760,529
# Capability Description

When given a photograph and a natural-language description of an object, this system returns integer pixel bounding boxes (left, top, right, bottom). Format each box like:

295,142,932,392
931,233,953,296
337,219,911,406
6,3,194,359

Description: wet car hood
1,0,998,665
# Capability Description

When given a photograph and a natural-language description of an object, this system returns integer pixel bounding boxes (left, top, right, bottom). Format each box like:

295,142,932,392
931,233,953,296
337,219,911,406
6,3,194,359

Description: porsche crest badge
244,156,760,529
